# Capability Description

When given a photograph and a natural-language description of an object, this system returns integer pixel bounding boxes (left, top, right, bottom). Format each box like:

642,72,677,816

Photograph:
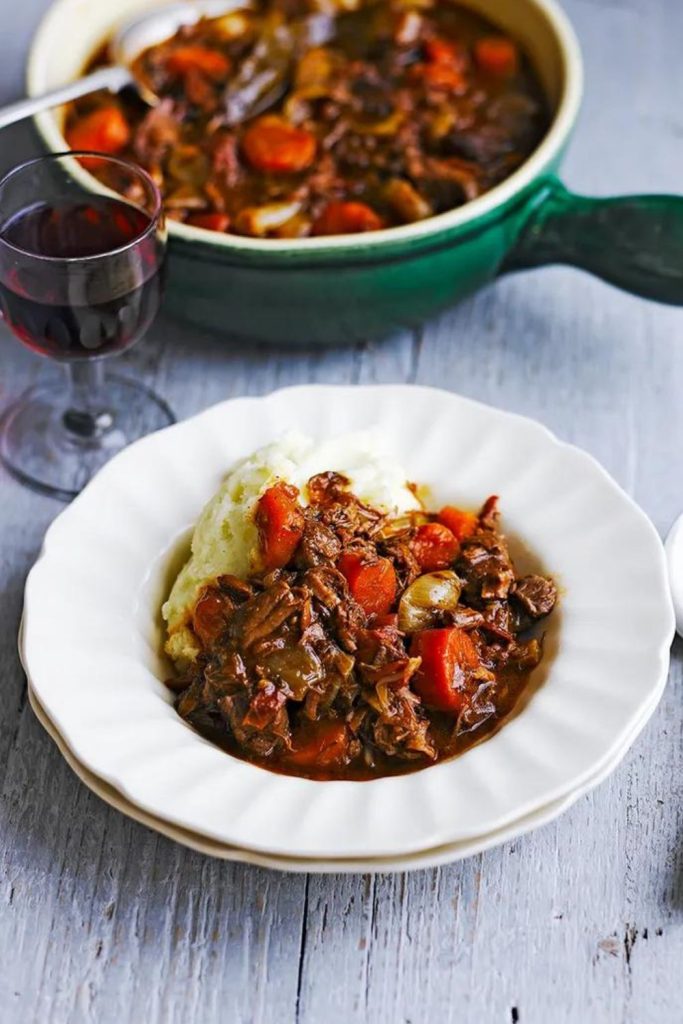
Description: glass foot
0,373,175,500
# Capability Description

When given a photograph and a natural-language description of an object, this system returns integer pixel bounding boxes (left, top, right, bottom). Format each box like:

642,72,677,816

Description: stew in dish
66,0,548,238
167,473,557,780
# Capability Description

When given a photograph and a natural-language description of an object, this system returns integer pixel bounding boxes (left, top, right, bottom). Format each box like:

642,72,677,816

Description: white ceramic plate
21,385,674,859
25,674,662,873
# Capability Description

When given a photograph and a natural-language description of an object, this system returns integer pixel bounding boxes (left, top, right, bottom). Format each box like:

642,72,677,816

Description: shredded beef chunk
512,575,558,619
295,519,342,569
168,481,557,780
457,497,515,604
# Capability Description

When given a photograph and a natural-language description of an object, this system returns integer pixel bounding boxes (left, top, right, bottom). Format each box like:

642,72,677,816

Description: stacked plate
20,386,674,872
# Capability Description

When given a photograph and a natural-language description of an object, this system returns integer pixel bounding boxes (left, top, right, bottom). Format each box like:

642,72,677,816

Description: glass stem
62,360,113,443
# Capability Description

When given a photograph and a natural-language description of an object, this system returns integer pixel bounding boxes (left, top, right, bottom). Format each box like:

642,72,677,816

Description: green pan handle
504,178,683,305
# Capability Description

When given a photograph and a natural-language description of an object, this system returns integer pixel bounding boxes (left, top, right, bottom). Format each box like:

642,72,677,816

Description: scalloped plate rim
25,673,660,874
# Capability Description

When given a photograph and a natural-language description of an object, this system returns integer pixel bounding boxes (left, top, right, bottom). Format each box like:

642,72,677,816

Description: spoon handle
0,66,134,131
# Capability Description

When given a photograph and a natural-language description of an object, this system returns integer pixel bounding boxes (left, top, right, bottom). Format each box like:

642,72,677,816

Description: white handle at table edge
0,66,134,131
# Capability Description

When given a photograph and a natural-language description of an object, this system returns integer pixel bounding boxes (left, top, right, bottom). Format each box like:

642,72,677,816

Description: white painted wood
1,0,682,1020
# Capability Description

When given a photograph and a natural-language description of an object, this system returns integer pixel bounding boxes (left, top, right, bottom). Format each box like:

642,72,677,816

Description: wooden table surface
1,1,682,1021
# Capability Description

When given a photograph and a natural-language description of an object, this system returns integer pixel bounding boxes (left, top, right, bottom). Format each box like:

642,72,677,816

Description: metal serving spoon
0,0,251,131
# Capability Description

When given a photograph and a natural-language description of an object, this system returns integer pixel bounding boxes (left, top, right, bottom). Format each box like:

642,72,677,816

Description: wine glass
0,151,173,500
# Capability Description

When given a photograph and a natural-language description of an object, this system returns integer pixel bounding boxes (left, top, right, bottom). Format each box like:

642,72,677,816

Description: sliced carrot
287,720,350,769
474,36,519,78
255,482,305,571
424,38,463,66
411,627,480,712
420,63,466,90
186,212,231,232
312,201,383,236
338,552,397,617
438,506,478,542
242,115,316,174
416,35,468,90
411,522,459,571
65,107,130,155
166,46,231,81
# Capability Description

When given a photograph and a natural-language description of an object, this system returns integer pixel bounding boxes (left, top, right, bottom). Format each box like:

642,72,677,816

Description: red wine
0,196,164,359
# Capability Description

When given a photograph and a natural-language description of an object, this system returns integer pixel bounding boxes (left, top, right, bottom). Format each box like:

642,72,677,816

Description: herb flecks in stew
66,0,548,239
166,475,557,780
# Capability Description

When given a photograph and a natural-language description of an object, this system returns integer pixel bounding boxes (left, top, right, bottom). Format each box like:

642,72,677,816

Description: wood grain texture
1,0,682,1020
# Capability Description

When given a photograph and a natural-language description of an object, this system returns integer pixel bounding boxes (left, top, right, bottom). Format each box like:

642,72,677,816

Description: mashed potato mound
163,431,420,664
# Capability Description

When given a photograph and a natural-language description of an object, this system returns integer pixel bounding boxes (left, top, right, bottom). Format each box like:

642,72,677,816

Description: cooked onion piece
398,570,462,631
